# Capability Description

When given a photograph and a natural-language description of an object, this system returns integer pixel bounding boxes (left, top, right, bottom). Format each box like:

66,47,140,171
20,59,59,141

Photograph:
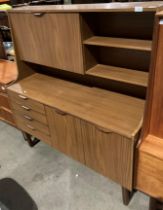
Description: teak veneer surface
8,2,163,13
8,73,145,138
83,37,152,52
9,13,83,74
0,60,17,85
136,135,163,200
86,64,149,87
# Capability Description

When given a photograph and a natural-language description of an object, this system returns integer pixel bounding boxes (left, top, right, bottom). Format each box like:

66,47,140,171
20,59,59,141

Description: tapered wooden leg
122,187,135,206
149,197,163,210
22,131,40,147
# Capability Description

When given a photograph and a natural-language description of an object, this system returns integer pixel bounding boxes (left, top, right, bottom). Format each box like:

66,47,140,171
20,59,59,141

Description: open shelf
83,36,152,51
86,64,149,87
8,73,145,138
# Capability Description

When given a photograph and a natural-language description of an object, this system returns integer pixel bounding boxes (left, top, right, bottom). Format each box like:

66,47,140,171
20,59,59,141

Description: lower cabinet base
122,187,135,205
22,131,40,147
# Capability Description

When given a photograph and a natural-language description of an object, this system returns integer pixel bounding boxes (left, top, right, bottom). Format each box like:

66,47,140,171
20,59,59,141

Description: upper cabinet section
9,13,84,74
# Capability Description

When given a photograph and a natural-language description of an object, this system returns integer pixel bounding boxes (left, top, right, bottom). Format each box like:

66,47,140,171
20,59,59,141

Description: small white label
134,6,143,12
159,19,163,25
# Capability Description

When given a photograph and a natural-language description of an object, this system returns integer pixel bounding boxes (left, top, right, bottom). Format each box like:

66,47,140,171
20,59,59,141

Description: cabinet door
10,13,83,74
46,106,85,163
81,121,134,190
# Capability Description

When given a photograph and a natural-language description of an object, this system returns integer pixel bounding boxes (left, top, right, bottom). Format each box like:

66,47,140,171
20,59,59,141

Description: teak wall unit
7,2,163,204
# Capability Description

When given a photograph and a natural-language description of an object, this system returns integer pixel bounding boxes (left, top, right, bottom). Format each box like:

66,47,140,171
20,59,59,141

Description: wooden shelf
83,36,152,51
86,64,148,87
8,73,145,138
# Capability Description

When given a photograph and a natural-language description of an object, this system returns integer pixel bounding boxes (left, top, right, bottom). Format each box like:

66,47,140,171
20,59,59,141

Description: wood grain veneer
0,60,17,85
7,73,145,138
46,107,85,164
81,120,135,190
9,13,84,74
136,135,163,200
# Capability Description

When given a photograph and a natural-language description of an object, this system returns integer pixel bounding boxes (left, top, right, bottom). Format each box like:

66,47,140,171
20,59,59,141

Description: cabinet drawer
0,108,15,125
12,103,47,125
0,93,11,110
15,114,50,136
9,13,83,74
8,91,45,114
16,116,51,145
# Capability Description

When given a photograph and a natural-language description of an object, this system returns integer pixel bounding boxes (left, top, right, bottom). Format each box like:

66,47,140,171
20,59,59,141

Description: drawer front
12,103,47,125
0,93,11,110
15,114,50,136
9,13,83,74
0,108,15,125
8,91,45,114
15,116,51,145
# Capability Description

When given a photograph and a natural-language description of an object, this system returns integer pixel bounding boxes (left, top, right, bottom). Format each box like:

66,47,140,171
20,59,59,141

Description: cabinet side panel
149,24,163,138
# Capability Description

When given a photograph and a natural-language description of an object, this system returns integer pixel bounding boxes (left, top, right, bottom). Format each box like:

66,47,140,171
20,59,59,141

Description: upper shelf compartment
81,12,155,41
83,36,152,52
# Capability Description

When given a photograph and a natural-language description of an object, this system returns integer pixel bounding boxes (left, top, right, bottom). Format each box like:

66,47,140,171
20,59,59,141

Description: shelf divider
83,36,152,51
86,64,149,87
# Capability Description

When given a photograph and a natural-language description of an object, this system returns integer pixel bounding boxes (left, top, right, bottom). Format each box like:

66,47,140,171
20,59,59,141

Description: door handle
33,12,45,17
18,94,28,100
55,109,67,116
26,124,36,131
21,105,30,111
96,126,112,134
24,115,33,121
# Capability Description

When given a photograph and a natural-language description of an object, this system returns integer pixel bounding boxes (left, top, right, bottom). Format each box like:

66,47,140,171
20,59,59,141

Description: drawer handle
24,115,33,121
19,95,28,100
96,126,112,134
26,124,36,131
33,12,45,17
55,110,67,116
21,105,30,111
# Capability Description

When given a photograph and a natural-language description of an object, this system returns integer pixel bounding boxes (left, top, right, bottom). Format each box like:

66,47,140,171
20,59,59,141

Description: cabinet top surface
8,1,163,13
8,73,145,138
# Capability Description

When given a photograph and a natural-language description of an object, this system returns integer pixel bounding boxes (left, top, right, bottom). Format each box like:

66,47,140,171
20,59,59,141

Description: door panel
81,120,134,190
46,106,85,163
10,13,84,74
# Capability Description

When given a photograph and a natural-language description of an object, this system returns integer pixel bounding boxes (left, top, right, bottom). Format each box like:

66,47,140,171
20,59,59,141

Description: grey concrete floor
0,121,149,210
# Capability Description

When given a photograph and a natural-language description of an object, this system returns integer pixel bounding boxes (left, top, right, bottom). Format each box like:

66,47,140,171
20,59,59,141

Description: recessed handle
55,109,67,116
24,115,33,121
18,94,28,100
21,105,30,111
33,12,45,17
26,124,36,131
96,126,112,134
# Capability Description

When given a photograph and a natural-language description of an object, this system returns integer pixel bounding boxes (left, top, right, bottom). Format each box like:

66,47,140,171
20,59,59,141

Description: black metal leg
149,197,163,210
122,187,135,206
22,131,40,147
